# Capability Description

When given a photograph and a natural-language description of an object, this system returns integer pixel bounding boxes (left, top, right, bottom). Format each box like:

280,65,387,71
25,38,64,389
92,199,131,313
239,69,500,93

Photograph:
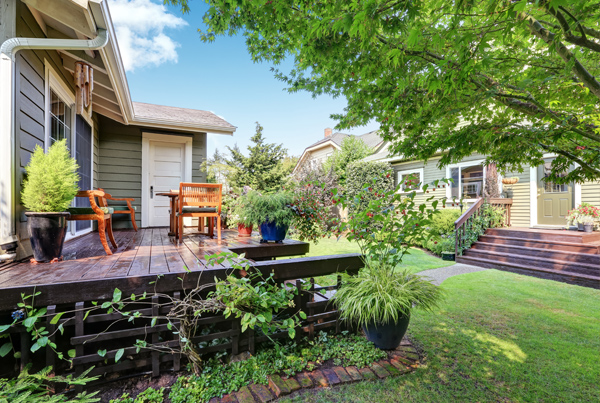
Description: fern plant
0,365,99,402
21,139,79,212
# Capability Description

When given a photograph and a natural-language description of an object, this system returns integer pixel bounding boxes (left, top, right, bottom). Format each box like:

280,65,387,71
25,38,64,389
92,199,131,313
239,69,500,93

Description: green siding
97,116,208,229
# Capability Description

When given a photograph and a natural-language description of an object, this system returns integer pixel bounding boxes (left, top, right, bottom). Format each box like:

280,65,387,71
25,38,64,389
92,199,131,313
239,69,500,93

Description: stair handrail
454,197,484,256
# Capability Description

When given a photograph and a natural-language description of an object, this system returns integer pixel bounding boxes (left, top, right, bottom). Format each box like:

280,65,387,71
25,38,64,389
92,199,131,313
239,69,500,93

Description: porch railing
487,198,513,227
454,197,485,256
454,197,513,256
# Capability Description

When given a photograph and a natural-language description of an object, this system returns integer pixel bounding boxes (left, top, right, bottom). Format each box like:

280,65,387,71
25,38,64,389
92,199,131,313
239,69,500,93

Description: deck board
0,229,310,289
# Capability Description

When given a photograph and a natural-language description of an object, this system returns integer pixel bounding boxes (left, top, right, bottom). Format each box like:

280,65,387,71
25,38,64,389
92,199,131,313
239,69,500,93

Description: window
448,162,485,200
542,161,568,193
48,89,72,147
397,168,424,192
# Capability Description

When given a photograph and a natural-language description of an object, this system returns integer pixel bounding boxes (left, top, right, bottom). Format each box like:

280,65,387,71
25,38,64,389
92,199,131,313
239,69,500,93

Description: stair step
486,228,600,244
464,249,599,277
456,256,600,289
478,235,600,254
472,242,600,264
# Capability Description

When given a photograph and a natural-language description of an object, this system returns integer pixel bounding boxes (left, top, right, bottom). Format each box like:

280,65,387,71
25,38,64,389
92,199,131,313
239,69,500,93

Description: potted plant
581,215,596,233
245,191,294,243
567,203,599,231
21,139,79,263
330,177,447,349
228,193,255,237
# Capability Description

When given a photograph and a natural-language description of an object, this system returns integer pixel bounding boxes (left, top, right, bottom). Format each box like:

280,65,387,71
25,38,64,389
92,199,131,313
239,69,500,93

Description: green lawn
281,270,600,402
289,237,454,286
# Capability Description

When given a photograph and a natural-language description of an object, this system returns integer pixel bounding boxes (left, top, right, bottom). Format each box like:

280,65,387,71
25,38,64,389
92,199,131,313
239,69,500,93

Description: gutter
0,29,108,250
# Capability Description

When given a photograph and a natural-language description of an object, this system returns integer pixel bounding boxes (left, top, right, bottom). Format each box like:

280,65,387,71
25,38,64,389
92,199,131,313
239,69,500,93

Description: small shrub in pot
21,139,79,262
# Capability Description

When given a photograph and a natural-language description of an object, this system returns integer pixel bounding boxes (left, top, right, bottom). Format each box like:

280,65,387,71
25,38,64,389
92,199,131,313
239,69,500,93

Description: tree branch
518,11,600,99
543,5,600,52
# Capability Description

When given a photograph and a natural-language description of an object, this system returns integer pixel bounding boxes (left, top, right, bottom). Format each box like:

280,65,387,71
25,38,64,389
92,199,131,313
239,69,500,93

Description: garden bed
93,331,421,403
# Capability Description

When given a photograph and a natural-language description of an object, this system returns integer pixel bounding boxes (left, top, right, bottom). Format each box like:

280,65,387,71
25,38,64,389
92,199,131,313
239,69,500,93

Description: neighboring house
0,0,236,259
293,128,384,174
365,142,600,228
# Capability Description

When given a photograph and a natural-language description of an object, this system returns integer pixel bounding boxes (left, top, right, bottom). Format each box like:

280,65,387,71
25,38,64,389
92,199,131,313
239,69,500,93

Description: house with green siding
0,0,236,259
365,142,600,228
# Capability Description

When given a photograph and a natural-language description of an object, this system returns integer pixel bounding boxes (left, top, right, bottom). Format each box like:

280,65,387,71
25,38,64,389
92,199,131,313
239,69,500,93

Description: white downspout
0,29,109,248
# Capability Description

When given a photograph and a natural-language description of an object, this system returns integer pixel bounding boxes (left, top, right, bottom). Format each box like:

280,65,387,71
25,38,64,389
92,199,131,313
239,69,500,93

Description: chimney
324,128,332,138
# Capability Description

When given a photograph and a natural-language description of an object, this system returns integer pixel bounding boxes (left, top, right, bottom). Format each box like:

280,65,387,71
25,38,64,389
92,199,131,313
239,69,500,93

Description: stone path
419,263,488,286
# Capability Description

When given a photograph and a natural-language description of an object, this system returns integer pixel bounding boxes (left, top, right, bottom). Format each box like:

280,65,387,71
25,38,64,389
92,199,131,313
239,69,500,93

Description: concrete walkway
419,263,487,286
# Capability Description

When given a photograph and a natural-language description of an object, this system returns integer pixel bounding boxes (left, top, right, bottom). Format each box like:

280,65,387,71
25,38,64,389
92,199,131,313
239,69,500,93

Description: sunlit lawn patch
280,270,600,402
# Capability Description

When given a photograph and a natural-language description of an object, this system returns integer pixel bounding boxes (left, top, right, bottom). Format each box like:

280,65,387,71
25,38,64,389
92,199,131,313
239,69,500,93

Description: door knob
150,186,154,199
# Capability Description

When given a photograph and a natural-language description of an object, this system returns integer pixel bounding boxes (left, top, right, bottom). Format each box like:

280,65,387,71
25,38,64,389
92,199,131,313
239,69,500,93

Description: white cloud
108,0,187,71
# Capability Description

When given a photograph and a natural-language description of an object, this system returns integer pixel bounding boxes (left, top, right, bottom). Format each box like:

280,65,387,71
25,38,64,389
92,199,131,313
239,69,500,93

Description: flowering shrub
331,177,451,267
345,161,394,215
567,203,600,225
289,165,338,243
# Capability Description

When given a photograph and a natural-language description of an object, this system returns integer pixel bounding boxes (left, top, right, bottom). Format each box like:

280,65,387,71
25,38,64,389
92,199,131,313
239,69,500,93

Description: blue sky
108,0,379,159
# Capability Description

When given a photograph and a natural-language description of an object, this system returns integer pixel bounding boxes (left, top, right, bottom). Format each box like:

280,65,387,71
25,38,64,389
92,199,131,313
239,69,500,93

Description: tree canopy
322,136,371,186
169,0,600,183
226,122,291,192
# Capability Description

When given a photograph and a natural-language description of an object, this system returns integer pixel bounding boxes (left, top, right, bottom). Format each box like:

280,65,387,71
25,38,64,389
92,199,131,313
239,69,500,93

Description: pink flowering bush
567,203,600,226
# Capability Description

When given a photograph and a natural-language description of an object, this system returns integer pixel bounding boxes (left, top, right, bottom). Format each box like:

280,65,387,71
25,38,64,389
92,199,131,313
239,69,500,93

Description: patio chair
98,188,138,231
177,183,222,243
67,190,117,255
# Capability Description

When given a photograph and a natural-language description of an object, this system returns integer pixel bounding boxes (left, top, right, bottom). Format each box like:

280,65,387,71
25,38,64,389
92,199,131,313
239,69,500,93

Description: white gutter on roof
0,29,109,245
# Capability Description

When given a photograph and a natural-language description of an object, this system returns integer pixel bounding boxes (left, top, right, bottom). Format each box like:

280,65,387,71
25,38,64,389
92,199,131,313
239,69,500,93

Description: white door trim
141,132,193,228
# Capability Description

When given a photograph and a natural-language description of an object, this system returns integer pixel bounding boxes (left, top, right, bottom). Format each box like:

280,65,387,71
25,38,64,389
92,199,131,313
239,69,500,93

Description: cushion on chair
111,204,137,211
179,207,218,214
67,207,113,215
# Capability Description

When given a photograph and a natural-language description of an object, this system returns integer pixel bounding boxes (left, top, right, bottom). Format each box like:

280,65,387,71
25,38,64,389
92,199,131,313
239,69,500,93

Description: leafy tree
227,122,290,192
168,0,600,184
202,148,234,190
323,136,372,186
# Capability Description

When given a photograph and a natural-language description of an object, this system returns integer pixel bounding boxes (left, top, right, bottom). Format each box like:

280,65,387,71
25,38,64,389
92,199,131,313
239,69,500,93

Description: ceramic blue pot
259,221,289,243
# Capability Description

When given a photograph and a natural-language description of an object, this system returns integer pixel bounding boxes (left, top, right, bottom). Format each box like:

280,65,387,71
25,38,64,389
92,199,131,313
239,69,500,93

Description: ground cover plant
280,270,600,402
109,331,387,403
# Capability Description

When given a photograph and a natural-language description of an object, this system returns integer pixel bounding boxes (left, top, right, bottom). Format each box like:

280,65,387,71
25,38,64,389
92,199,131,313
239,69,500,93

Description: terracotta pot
237,224,253,237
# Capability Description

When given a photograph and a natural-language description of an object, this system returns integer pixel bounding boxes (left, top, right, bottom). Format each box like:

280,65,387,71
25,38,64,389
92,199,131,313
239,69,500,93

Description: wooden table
156,191,179,236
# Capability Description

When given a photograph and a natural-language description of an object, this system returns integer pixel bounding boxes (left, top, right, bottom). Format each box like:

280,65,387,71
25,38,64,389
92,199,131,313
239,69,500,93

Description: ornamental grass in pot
21,139,79,263
331,177,449,349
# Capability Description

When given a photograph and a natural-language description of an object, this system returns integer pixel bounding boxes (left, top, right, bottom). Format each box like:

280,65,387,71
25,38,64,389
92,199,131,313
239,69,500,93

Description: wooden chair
98,188,138,231
67,190,117,255
177,183,222,243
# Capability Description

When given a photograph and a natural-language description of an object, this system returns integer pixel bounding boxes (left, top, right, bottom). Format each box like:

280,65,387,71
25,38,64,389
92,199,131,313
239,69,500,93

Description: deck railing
454,197,513,256
0,254,362,380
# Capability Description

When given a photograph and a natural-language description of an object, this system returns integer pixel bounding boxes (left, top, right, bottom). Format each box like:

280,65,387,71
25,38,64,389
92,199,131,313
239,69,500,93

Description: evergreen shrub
345,161,394,214
21,139,79,212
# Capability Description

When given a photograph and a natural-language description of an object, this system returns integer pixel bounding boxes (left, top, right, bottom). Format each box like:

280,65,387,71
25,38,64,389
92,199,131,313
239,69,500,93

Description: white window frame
397,168,425,193
446,159,486,202
45,61,94,239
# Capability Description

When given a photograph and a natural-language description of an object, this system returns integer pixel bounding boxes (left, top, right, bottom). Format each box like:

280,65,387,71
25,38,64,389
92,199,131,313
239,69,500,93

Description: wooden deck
0,229,362,311
0,228,309,288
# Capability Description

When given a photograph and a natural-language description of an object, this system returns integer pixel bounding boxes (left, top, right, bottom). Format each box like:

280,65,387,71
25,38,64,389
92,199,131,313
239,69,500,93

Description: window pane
462,165,483,198
543,162,568,193
401,172,421,191
49,90,71,147
451,167,460,198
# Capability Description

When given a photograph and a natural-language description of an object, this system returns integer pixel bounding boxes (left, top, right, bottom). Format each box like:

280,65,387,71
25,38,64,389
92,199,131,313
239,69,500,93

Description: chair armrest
75,190,105,216
106,197,135,202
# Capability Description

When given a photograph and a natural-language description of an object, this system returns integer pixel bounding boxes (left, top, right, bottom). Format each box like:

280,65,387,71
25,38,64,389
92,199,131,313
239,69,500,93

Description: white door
148,141,185,227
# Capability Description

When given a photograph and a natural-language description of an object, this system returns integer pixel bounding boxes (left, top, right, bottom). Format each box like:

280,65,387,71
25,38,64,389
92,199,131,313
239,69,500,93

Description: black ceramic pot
363,313,411,350
25,212,70,262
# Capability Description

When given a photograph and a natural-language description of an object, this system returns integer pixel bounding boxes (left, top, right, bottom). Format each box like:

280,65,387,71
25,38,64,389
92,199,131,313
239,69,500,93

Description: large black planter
259,221,289,243
363,313,411,350
25,212,70,263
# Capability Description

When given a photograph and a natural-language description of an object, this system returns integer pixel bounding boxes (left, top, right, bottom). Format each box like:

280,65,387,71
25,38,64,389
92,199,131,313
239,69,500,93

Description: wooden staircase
456,228,600,289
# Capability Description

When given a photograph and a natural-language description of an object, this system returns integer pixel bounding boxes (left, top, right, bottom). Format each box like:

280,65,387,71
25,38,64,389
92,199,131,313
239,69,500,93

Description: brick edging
210,340,421,402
